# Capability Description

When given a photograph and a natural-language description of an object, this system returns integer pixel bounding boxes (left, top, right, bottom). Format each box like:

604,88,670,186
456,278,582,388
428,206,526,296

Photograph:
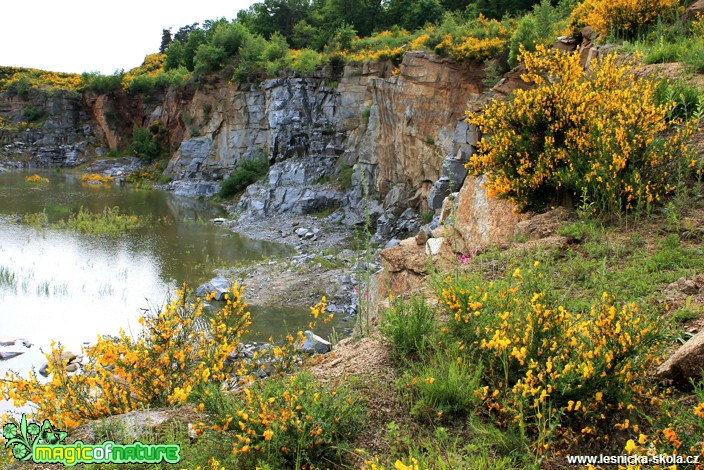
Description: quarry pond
0,170,330,402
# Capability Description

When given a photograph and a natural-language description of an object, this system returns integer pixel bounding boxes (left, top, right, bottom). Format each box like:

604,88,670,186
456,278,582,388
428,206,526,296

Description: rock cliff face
0,89,96,167
0,52,500,239
358,53,486,214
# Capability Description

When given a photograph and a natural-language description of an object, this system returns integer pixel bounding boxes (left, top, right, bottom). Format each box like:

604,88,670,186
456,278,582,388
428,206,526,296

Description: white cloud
1,0,255,74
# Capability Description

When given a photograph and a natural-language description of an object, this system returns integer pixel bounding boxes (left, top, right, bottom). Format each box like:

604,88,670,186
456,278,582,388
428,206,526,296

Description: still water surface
0,170,322,400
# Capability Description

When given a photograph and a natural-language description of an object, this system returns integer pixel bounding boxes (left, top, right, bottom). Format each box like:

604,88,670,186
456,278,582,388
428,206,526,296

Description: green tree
211,22,251,56
194,44,227,75
173,23,200,43
164,41,184,70
234,33,268,82
129,126,161,163
321,0,382,38
237,0,311,42
182,28,207,71
292,20,319,49
159,28,172,53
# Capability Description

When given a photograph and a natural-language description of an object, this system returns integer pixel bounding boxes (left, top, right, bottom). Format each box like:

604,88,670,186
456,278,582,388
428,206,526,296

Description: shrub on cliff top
80,71,124,93
467,45,699,214
570,0,679,38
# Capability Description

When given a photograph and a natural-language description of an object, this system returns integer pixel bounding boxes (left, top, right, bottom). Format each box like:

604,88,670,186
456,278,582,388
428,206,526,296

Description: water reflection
0,170,297,385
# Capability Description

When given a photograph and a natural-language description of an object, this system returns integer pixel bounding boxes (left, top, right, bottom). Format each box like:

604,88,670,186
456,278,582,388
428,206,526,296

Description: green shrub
212,22,250,56
194,44,227,75
653,78,704,122
233,34,268,82
128,126,161,162
194,371,366,468
403,347,482,421
381,295,436,360
338,164,354,190
23,105,44,123
644,35,704,74
80,71,124,93
53,206,146,236
7,75,32,99
219,155,269,198
292,49,324,76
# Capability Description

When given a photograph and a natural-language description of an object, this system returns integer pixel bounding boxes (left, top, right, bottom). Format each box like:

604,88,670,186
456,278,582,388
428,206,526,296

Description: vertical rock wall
0,89,96,166
0,52,496,231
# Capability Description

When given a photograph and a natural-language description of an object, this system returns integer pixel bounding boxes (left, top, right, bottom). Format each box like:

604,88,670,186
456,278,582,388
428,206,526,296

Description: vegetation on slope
2,0,704,468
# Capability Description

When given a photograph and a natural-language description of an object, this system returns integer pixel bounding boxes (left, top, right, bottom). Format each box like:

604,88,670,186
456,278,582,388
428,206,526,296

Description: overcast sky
1,0,255,75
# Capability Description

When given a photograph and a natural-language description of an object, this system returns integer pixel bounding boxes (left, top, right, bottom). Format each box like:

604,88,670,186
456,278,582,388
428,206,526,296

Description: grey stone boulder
415,225,433,245
39,351,82,377
428,177,451,211
180,137,213,175
300,331,332,354
384,238,401,249
0,336,32,360
196,275,231,301
441,155,469,189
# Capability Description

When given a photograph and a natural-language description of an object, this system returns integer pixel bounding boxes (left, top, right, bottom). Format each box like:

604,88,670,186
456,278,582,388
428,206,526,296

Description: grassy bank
3,196,703,469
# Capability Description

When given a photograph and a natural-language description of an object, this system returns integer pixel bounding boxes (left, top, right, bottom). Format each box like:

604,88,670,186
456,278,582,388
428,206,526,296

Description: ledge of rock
380,237,428,275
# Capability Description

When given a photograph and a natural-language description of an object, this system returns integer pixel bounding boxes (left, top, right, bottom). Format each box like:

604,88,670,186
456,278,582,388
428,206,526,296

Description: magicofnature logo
3,414,180,466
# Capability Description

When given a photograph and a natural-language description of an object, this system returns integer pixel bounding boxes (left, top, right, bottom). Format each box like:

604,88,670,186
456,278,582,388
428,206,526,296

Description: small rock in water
300,330,332,354
196,275,231,301
38,351,83,377
0,337,32,361
211,218,228,224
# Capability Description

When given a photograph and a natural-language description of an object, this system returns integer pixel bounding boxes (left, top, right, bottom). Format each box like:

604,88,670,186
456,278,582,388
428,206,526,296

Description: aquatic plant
53,206,145,236
24,174,49,185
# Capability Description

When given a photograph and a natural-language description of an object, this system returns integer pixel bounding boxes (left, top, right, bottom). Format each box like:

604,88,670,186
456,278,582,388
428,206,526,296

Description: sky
1,0,256,75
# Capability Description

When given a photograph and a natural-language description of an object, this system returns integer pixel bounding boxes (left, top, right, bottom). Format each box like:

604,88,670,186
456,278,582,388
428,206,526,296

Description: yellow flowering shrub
433,15,511,62
467,45,697,214
122,53,166,84
80,173,113,184
195,370,365,468
0,284,251,429
409,34,430,51
435,35,507,62
24,174,49,184
346,47,405,63
439,265,660,450
0,67,82,92
570,0,679,37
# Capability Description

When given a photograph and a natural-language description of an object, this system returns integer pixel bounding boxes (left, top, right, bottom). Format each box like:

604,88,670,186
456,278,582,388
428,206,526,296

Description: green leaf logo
2,414,67,462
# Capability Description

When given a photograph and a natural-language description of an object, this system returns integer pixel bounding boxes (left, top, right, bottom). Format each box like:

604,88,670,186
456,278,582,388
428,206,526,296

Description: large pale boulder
683,0,704,20
657,330,704,388
446,175,525,253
